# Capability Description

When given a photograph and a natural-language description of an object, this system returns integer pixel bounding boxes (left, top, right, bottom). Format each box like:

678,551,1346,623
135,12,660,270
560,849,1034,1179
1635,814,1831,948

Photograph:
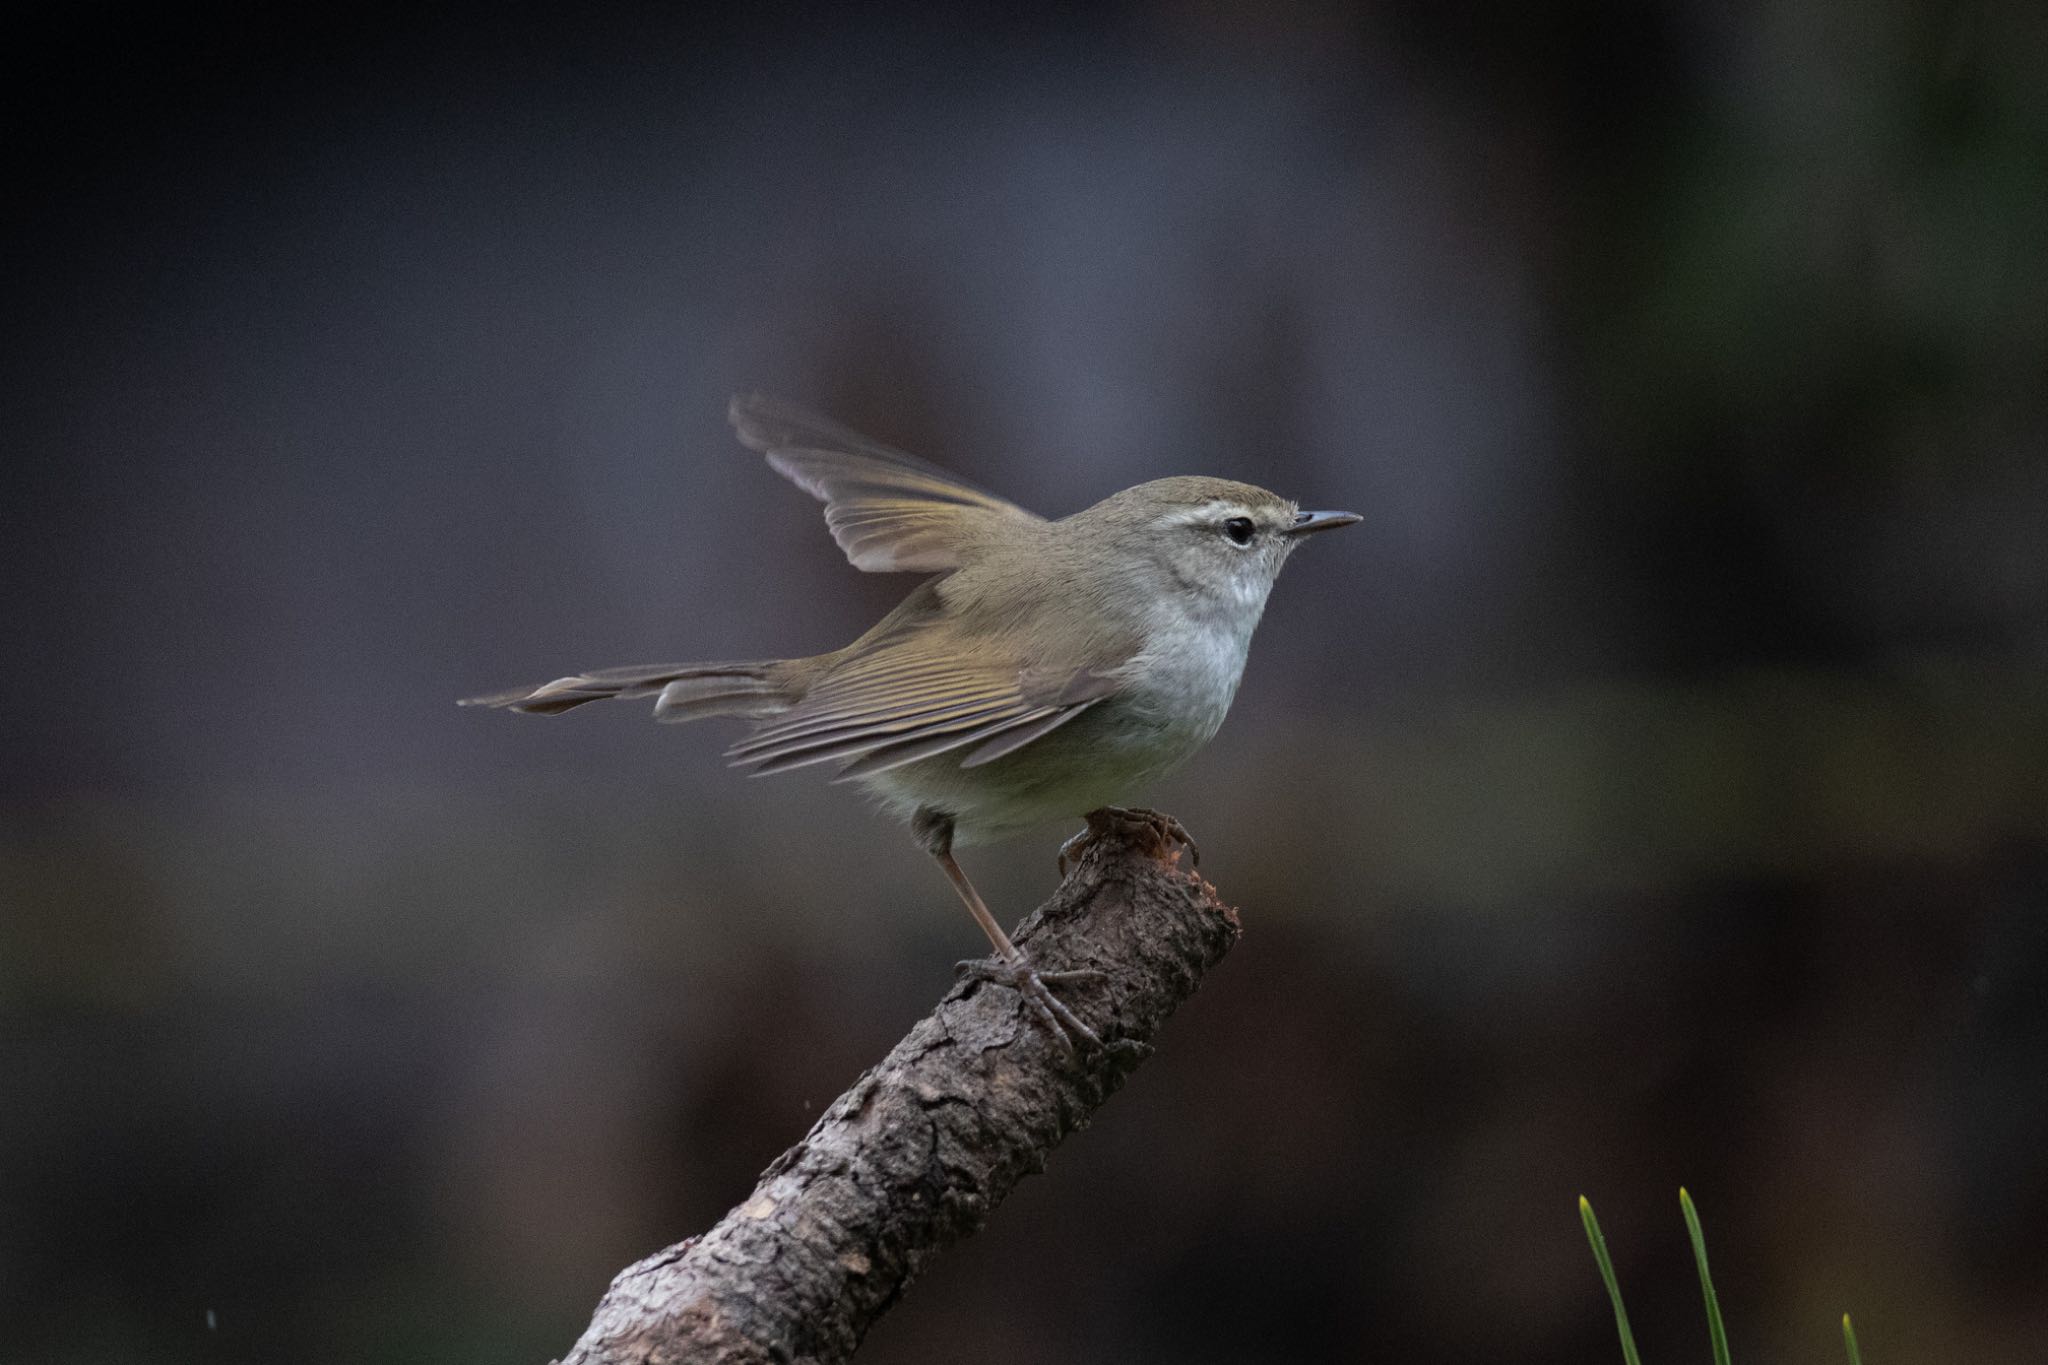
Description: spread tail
459,660,803,722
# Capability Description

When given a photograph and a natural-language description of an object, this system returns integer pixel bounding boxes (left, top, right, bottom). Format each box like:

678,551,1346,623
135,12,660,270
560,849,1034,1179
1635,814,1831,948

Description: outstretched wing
729,392,1044,573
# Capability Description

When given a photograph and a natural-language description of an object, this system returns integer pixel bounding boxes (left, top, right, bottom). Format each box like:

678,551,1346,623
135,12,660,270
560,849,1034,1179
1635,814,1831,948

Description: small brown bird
464,394,1358,1051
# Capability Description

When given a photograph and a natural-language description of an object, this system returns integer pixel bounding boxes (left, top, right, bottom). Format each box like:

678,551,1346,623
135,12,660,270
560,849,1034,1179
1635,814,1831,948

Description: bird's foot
1058,806,1199,877
955,955,1105,1058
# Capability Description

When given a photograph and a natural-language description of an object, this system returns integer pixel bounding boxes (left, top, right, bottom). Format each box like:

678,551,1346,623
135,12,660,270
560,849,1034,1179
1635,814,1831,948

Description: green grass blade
1679,1187,1732,1365
1579,1195,1645,1365
1842,1313,1863,1365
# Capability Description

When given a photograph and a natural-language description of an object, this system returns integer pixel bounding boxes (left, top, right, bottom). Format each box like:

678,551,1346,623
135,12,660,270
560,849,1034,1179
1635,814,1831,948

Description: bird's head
1075,476,1360,620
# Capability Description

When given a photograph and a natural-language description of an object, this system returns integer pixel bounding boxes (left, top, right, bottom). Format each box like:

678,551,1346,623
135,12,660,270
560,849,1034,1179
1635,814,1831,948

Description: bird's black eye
1222,516,1256,546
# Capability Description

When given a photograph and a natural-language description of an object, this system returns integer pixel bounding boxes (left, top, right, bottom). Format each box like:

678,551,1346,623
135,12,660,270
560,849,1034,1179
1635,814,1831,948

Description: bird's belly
857,708,1178,844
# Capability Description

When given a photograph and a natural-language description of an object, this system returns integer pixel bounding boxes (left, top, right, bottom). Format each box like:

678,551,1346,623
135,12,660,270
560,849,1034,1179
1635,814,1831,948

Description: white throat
1116,571,1271,763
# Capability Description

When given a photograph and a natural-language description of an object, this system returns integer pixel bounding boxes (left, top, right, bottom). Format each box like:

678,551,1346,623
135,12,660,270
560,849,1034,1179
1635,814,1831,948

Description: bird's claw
954,956,1105,1058
1057,806,1199,877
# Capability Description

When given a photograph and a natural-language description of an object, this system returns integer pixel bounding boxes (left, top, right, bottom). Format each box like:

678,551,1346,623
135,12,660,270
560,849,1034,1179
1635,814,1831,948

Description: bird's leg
1058,806,1199,878
915,810,1102,1057
935,848,1104,1057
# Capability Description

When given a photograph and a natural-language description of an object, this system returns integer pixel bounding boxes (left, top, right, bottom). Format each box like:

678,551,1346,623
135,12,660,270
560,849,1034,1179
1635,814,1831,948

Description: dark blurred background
5,1,2046,1361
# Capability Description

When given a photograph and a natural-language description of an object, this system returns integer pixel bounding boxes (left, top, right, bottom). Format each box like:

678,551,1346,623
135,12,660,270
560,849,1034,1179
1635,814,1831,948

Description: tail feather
459,661,800,721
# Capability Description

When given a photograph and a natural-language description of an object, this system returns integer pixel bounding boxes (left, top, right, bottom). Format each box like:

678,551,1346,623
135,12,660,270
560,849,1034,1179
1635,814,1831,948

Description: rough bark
554,819,1240,1365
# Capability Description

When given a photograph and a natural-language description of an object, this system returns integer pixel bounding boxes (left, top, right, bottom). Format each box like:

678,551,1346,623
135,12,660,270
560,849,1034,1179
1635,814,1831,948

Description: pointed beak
1283,509,1362,537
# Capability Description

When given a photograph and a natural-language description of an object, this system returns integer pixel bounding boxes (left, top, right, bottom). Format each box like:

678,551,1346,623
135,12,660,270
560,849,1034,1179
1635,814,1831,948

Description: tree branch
554,818,1240,1365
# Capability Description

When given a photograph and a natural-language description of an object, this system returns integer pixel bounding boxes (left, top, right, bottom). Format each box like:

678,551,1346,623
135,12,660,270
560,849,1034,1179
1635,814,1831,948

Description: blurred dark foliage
3,2,2045,1362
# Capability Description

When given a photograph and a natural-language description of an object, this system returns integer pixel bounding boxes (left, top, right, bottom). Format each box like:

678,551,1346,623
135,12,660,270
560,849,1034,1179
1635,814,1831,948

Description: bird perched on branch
464,394,1358,1053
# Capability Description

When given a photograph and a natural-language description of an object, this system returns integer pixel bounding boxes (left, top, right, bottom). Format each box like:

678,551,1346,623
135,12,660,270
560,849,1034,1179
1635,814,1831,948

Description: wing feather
729,693,1014,759
958,702,1101,767
727,635,1121,779
828,707,1066,782
729,392,1043,573
736,699,1022,773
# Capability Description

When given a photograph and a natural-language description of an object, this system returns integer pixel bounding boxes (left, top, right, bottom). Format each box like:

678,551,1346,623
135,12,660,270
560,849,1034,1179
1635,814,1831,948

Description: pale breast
1114,612,1255,758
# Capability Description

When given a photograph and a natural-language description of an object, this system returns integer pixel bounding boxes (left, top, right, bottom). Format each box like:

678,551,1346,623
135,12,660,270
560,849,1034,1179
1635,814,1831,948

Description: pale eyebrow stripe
1160,500,1242,527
